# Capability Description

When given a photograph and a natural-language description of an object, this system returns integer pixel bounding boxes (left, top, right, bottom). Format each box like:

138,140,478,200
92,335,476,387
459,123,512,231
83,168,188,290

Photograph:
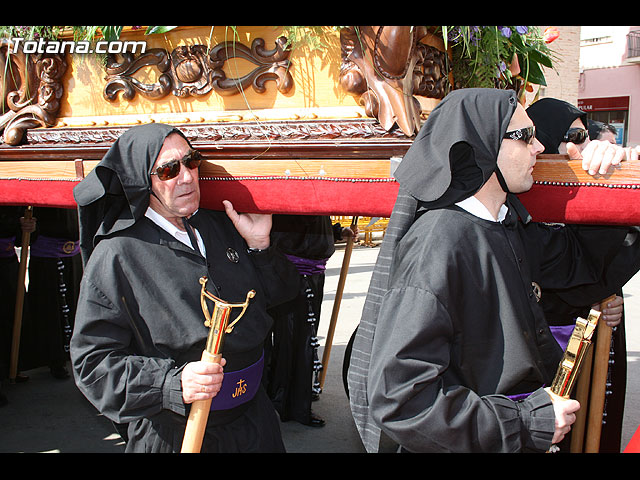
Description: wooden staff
181,349,222,453
569,344,594,452
181,277,254,453
319,216,358,389
9,206,32,383
584,294,618,453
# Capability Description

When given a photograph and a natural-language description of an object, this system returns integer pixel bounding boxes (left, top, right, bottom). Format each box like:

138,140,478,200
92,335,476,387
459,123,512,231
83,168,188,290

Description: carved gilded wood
0,38,67,146
339,26,449,137
1,27,450,148
103,36,294,101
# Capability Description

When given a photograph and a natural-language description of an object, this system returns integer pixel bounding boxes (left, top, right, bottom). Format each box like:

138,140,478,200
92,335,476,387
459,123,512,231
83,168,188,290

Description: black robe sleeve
368,285,555,452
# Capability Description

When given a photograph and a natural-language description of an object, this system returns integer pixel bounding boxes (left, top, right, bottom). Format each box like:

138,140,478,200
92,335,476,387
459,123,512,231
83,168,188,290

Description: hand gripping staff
545,301,607,453
180,276,255,453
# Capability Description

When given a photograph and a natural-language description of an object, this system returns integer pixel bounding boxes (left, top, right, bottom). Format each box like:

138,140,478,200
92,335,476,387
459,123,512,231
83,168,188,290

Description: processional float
1,26,638,452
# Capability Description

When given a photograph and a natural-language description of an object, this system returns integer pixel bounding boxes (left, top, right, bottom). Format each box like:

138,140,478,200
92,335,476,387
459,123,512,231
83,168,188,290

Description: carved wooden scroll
104,36,293,101
339,26,449,137
0,38,67,146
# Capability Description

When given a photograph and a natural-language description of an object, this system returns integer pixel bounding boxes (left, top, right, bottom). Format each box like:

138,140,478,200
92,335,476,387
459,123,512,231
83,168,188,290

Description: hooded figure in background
347,88,640,453
527,98,635,452
70,123,299,453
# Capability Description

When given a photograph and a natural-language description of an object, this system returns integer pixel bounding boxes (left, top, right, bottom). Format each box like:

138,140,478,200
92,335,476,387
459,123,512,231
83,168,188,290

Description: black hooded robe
527,98,632,452
348,89,640,453
69,123,300,452
264,215,342,425
367,205,635,452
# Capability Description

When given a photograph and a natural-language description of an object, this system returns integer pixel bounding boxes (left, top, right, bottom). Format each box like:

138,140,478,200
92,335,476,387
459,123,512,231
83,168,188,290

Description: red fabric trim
519,184,640,226
1,178,638,225
624,424,640,453
0,179,77,209
198,179,399,217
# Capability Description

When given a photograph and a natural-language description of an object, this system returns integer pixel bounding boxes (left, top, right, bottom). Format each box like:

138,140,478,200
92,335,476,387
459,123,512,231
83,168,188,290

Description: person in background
265,215,357,427
588,120,617,144
527,98,638,452
0,207,35,405
21,207,82,380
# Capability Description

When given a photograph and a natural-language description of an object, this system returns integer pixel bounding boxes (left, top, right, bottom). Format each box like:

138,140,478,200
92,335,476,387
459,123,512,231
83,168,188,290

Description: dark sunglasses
503,126,536,145
150,150,202,181
562,127,589,145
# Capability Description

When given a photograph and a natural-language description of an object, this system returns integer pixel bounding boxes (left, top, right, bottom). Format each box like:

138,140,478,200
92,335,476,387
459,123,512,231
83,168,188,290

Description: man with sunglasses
70,123,300,453
348,88,640,453
527,97,639,175
527,98,639,452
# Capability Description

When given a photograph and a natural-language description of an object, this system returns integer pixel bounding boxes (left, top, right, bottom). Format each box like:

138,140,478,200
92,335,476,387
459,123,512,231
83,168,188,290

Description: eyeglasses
150,150,202,181
562,127,589,145
503,126,536,145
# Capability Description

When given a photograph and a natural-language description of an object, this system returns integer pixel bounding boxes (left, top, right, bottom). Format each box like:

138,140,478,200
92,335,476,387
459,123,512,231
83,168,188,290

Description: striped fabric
347,189,418,452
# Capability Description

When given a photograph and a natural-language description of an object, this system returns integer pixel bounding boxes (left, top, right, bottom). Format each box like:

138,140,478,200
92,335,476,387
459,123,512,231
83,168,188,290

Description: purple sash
285,254,328,276
30,235,80,258
0,237,16,258
210,352,264,411
507,324,576,401
549,324,575,352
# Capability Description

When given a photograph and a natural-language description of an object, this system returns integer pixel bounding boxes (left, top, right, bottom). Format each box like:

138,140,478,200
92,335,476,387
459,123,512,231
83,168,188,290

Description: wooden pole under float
319,216,358,389
570,344,594,452
584,294,618,453
9,206,32,383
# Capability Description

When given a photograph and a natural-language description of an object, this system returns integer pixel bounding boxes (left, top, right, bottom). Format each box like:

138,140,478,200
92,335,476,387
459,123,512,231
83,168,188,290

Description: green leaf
100,26,123,42
145,26,178,35
528,49,554,69
518,53,547,86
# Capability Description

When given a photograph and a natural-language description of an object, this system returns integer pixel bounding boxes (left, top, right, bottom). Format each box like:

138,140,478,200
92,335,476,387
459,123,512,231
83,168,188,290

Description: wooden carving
103,48,172,100
414,42,449,100
339,26,448,137
104,36,293,101
0,38,67,146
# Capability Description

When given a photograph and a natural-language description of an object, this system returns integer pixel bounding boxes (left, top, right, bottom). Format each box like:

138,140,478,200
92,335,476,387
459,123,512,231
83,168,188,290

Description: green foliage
436,26,556,90
0,25,176,42
280,26,346,51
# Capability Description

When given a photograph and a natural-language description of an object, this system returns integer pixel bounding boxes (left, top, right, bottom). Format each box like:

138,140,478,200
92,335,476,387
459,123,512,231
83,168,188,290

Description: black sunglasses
503,126,536,145
562,127,589,145
150,150,203,181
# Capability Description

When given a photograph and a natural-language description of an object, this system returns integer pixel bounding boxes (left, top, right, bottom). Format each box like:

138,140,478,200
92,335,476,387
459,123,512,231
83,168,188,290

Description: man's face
558,117,591,154
149,133,200,222
599,130,617,144
497,104,545,194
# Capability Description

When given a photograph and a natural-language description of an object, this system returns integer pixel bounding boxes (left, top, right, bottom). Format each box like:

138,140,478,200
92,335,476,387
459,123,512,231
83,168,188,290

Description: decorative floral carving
0,38,67,145
209,36,293,96
339,26,448,137
103,36,294,101
103,48,172,100
414,43,448,100
17,119,407,147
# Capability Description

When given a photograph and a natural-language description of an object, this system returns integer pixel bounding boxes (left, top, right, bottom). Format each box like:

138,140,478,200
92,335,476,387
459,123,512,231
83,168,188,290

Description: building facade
578,26,640,147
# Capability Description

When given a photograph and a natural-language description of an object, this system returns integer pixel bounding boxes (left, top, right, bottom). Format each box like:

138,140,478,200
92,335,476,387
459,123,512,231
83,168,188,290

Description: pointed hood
73,123,191,264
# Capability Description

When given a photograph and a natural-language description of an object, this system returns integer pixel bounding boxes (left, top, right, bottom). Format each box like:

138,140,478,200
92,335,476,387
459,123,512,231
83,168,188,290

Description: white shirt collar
455,196,508,223
145,207,205,254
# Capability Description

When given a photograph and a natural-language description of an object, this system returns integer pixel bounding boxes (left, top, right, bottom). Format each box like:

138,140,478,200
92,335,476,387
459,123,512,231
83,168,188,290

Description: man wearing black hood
347,89,640,453
70,123,300,453
527,98,637,452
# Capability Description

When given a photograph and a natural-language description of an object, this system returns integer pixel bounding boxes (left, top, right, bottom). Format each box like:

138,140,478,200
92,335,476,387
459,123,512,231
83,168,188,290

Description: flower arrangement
436,26,559,96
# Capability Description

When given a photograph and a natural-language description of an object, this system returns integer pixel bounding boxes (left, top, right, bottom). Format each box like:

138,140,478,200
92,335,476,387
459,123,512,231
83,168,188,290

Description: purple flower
500,27,512,38
516,26,528,35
